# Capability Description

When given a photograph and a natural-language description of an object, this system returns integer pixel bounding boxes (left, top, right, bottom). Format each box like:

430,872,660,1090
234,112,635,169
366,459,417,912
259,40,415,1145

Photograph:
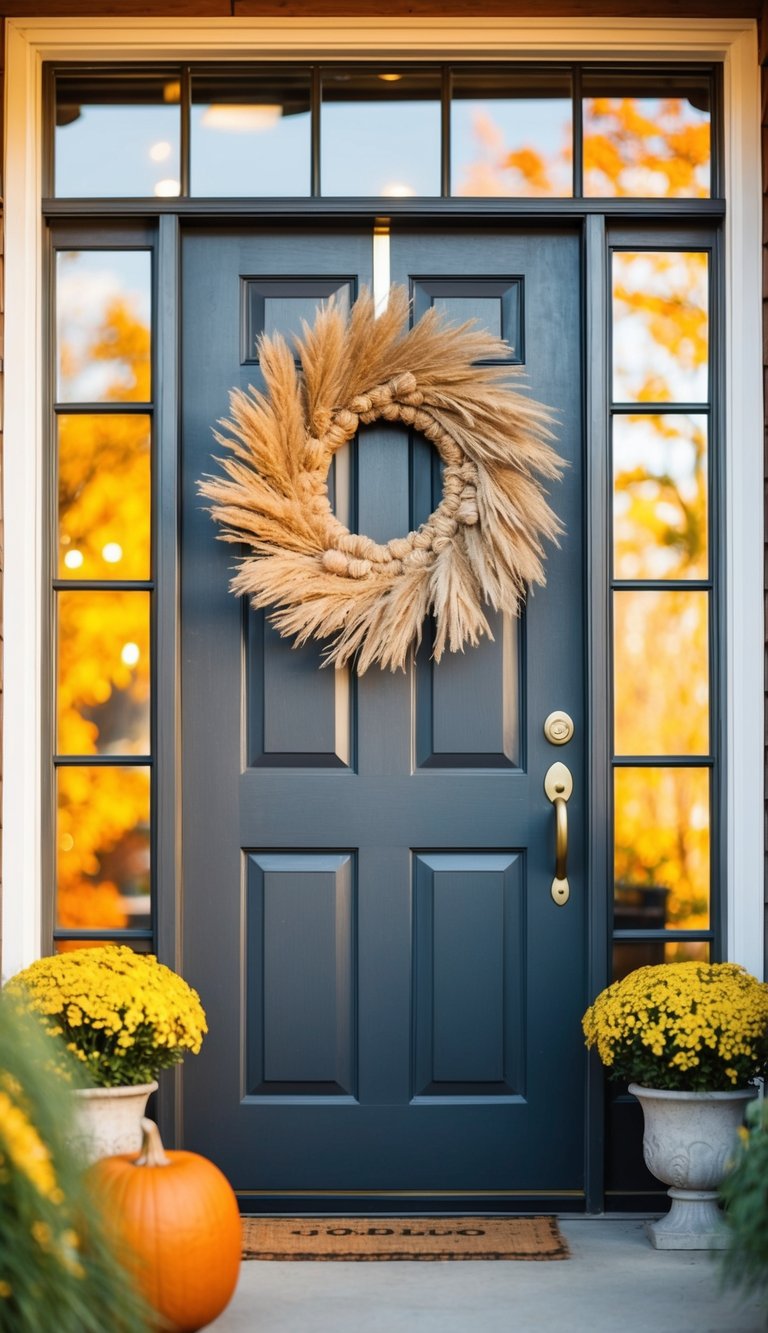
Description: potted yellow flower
7,945,207,1163
583,961,768,1250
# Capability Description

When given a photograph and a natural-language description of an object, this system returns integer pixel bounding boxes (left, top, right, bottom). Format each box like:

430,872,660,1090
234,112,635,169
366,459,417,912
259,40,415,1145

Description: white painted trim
721,27,764,976
2,24,44,978
2,16,763,977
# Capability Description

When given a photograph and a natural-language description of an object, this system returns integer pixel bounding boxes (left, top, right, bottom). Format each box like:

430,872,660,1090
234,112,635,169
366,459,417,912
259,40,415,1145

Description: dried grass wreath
200,287,563,673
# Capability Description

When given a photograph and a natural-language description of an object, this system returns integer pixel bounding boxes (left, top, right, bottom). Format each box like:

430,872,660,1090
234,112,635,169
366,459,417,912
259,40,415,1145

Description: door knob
544,761,572,906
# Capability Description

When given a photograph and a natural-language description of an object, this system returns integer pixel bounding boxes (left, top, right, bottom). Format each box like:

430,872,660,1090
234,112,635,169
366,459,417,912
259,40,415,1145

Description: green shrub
720,1096,768,1299
0,996,150,1332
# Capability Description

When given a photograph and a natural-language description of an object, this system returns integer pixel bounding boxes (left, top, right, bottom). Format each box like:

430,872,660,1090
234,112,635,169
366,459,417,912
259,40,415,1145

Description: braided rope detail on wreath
199,287,564,674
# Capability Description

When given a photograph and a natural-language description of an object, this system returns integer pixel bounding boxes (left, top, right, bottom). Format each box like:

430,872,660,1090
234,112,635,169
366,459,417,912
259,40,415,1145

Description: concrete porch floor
207,1218,766,1332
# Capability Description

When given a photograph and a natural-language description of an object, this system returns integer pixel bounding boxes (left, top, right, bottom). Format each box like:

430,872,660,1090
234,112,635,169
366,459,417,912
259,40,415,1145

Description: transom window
49,63,716,200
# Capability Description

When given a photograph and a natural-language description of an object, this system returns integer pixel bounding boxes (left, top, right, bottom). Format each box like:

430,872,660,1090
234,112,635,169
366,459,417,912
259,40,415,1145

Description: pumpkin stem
134,1118,172,1168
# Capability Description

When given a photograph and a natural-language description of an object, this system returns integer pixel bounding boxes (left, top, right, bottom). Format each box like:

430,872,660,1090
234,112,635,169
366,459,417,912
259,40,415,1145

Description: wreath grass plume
200,286,563,673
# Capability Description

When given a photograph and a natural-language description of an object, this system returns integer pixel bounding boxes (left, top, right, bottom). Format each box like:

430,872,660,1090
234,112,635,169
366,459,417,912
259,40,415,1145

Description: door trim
2,17,762,997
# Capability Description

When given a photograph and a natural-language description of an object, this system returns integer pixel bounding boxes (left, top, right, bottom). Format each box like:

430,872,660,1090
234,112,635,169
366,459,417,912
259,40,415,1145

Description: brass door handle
545,762,572,907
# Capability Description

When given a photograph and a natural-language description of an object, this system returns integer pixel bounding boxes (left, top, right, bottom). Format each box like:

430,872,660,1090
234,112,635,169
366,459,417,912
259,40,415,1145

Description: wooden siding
0,1,759,15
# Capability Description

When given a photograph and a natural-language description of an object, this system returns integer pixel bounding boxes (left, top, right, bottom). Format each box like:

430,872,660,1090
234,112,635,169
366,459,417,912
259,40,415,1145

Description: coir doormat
241,1216,569,1261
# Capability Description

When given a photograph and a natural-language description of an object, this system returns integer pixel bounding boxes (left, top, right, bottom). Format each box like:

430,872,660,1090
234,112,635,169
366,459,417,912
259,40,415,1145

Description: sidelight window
53,247,154,953
610,246,715,979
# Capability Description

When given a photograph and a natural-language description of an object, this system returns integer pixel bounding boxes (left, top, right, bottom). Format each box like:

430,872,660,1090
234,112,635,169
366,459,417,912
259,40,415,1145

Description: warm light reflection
615,767,710,930
58,590,150,756
612,251,709,404
56,766,151,931
614,590,709,756
149,140,172,162
154,178,181,197
64,549,84,570
381,181,416,197
201,104,283,132
102,542,123,564
613,414,707,580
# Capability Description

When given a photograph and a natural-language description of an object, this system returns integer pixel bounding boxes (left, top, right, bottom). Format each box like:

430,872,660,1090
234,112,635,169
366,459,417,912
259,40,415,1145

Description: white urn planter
629,1083,756,1250
70,1081,158,1164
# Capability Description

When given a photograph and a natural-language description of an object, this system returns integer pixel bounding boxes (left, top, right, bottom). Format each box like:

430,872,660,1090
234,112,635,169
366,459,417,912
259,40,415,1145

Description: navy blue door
181,225,585,1204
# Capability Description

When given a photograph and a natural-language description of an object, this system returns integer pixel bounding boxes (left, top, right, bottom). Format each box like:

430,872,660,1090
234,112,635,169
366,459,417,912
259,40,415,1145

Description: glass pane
614,767,710,930
451,71,572,197
321,69,441,196
57,251,151,404
613,414,707,580
58,591,150,756
191,69,311,196
612,251,709,404
56,937,154,955
614,590,709,756
56,766,151,931
583,71,711,198
55,72,181,198
58,414,151,580
612,939,710,982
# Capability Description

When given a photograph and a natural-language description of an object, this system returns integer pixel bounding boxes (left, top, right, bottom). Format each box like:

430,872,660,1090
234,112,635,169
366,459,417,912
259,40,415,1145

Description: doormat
241,1216,569,1261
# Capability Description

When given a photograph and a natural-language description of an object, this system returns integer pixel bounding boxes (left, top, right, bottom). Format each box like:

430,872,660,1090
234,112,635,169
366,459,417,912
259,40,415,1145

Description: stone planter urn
70,1081,158,1164
629,1083,756,1249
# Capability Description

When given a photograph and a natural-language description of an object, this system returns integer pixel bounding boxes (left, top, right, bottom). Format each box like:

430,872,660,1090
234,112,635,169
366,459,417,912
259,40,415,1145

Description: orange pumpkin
87,1118,241,1333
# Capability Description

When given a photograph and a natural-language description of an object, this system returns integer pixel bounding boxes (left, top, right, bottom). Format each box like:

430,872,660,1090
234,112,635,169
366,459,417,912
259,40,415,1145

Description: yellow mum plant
7,946,207,1089
582,962,768,1091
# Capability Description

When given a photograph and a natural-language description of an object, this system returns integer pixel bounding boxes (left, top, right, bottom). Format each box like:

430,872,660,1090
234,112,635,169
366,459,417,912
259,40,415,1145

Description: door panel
181,224,585,1199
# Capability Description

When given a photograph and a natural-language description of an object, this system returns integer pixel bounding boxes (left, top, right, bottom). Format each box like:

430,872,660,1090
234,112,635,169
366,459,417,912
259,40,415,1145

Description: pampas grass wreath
199,287,563,674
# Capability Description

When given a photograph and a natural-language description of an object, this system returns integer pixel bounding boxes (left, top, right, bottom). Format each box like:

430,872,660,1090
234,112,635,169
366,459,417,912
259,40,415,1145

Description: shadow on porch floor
206,1217,766,1332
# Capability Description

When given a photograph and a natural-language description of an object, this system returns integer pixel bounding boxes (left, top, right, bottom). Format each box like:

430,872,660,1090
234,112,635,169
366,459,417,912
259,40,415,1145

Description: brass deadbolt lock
543,711,575,746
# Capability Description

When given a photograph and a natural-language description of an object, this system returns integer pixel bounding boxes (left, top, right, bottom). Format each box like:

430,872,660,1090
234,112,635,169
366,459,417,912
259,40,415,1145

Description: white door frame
2,16,762,977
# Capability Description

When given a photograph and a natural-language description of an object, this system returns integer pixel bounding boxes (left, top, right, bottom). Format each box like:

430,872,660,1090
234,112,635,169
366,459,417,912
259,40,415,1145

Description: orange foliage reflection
613,415,707,580
584,98,710,198
453,93,709,200
613,590,709,757
614,769,710,931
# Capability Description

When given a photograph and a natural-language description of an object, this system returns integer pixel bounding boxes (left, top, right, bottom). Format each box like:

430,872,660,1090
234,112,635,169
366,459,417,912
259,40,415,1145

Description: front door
181,224,585,1204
